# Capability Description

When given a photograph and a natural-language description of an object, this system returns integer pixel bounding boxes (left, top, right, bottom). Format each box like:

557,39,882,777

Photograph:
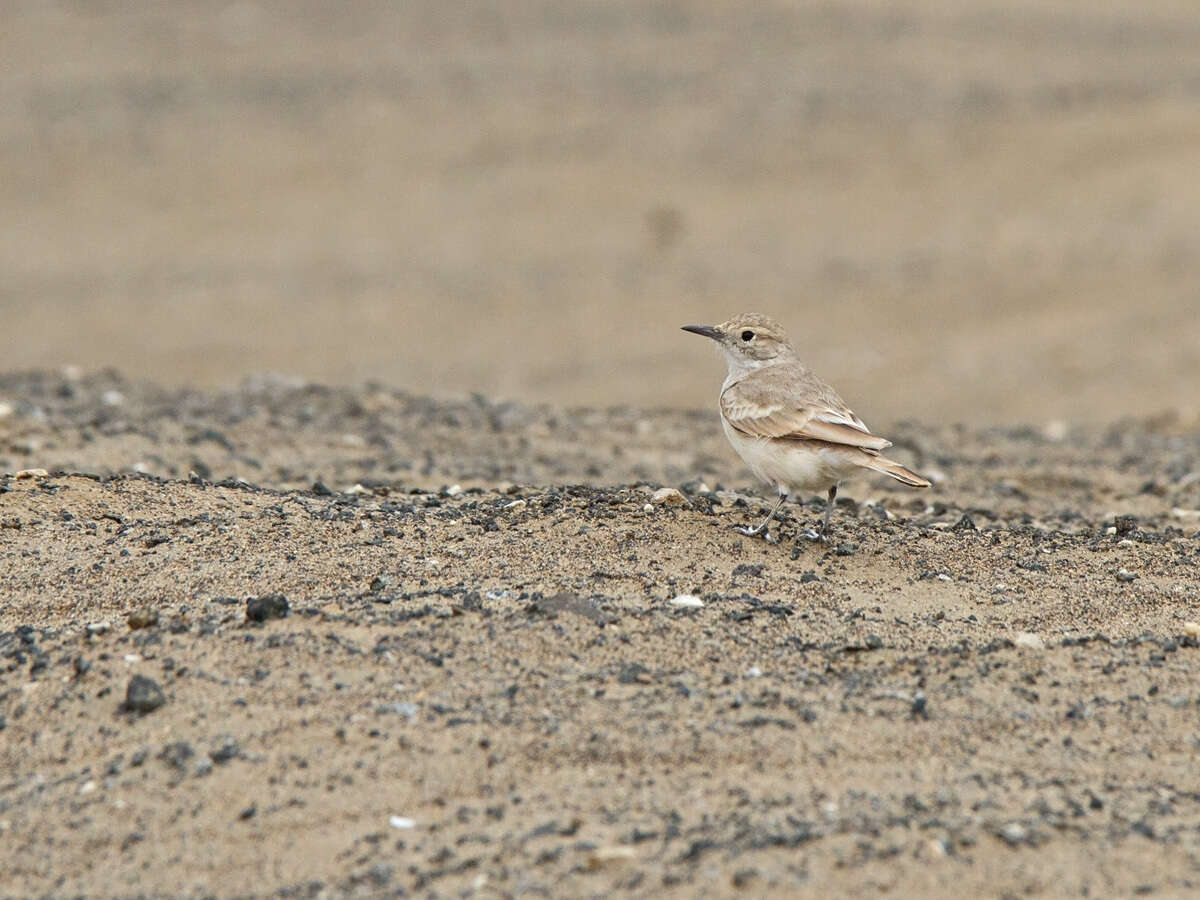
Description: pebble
246,594,289,622
1115,568,1138,583
650,487,687,506
159,741,195,772
445,484,464,497
999,822,1027,845
126,607,159,630
586,846,636,868
389,815,416,830
14,469,49,479
122,675,166,715
669,595,704,609
1184,622,1200,639
1014,632,1046,650
0,401,13,419
503,499,527,512
86,622,111,636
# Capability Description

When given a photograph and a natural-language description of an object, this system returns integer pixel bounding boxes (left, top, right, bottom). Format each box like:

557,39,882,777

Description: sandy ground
2,370,1200,897
4,1,1200,423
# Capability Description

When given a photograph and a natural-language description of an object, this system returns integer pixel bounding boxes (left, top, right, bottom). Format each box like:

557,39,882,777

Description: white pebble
101,390,125,407
642,503,654,513
14,469,48,479
1014,632,1045,650
1183,622,1200,638
1042,420,1068,442
669,595,704,609
745,666,763,678
0,401,13,419
503,499,527,511
445,484,463,497
389,815,416,829
936,573,952,582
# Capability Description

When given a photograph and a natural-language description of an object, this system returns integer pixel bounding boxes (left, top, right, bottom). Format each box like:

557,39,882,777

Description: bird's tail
861,454,931,488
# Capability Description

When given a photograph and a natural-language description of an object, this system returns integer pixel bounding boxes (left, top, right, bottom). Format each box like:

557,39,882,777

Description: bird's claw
800,528,828,543
734,525,778,544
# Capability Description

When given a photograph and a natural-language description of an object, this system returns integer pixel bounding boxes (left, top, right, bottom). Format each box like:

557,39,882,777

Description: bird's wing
721,373,892,451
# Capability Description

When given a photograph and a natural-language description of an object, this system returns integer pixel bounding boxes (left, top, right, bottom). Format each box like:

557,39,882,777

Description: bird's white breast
721,416,857,496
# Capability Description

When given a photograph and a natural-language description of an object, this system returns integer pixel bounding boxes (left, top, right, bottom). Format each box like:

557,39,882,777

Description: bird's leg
800,483,838,543
820,483,838,538
735,490,786,543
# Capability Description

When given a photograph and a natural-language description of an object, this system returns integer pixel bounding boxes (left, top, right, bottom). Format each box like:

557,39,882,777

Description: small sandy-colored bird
683,313,930,541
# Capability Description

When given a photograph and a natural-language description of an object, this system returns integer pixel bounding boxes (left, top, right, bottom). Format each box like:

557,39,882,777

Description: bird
682,313,930,541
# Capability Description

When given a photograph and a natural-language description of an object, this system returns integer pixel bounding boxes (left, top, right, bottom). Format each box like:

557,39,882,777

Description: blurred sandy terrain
3,0,1200,423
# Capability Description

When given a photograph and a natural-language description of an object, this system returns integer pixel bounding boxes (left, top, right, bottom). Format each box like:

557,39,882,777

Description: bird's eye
740,330,755,342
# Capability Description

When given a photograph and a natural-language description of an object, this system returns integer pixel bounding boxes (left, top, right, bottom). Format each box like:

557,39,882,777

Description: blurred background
3,0,1199,425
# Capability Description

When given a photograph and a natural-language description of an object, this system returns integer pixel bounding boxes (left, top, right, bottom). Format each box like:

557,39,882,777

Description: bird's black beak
681,324,723,341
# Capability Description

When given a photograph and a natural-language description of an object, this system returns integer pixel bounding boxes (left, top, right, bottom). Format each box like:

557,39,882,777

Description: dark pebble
127,607,159,630
211,736,240,764
799,571,820,583
122,675,166,715
369,575,393,593
732,563,764,578
239,805,257,820
159,741,195,772
618,662,652,684
246,594,289,623
835,542,857,556
1114,515,1138,537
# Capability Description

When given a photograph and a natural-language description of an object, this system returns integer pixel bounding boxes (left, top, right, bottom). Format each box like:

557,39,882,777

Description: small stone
159,741,195,772
444,484,464,497
368,575,393,593
650,487,687,506
389,815,416,830
910,692,929,719
126,607,159,630
86,622,111,636
669,595,704,609
1116,568,1138,583
210,736,240,764
642,503,654,513
586,846,636,868
246,594,289,622
999,822,1026,845
0,401,13,419
618,662,652,684
239,805,257,820
101,390,126,407
14,469,48,479
1183,622,1200,639
122,675,166,715
503,499,527,512
1042,420,1068,442
1014,632,1045,650
835,543,857,557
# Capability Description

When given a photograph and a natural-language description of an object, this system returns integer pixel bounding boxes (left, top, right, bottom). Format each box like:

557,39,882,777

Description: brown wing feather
721,373,892,452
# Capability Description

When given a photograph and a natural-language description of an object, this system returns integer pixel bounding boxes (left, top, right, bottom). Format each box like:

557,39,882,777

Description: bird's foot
799,528,828,543
734,524,778,544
